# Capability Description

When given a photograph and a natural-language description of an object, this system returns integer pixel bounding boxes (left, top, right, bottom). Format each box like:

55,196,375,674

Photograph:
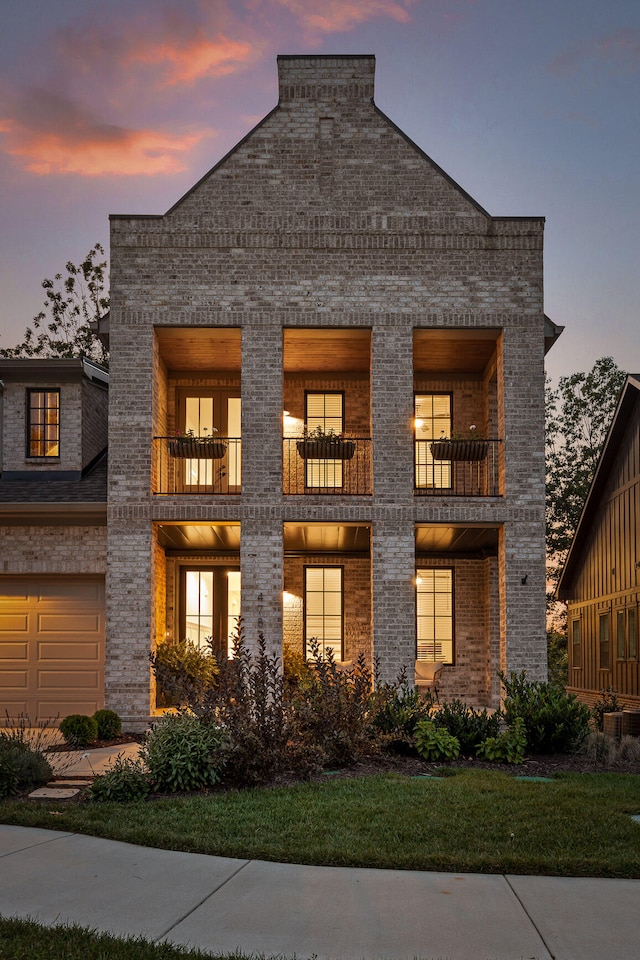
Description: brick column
499,521,547,682
240,517,283,660
371,519,416,684
371,323,414,502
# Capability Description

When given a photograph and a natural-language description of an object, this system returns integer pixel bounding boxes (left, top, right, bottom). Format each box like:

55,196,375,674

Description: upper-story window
305,391,344,488
27,389,60,457
415,394,452,489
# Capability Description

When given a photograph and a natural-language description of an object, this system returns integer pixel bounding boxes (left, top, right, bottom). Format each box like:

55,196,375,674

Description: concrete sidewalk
1,825,639,960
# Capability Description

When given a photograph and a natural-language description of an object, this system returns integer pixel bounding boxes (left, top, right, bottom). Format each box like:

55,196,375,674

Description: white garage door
0,577,105,723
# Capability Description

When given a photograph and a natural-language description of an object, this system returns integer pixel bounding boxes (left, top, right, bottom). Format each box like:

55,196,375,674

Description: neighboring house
1,55,561,727
0,358,108,720
558,374,640,709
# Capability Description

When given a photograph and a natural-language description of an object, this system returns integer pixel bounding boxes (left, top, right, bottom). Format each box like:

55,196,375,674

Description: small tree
0,244,109,366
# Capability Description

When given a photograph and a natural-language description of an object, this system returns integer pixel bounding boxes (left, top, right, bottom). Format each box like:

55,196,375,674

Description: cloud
271,0,416,34
0,89,211,176
549,28,640,76
130,33,255,85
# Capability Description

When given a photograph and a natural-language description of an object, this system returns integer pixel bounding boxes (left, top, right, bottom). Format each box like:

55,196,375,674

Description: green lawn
0,917,245,960
2,769,640,877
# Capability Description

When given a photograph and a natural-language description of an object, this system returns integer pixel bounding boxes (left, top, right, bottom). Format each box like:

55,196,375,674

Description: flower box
296,439,356,461
430,440,489,462
169,438,227,459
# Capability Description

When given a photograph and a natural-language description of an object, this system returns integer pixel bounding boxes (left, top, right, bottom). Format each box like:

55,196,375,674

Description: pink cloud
130,33,255,85
0,89,211,176
271,0,416,34
549,28,640,76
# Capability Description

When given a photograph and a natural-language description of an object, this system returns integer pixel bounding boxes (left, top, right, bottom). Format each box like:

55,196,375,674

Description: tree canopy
545,356,626,589
0,244,109,366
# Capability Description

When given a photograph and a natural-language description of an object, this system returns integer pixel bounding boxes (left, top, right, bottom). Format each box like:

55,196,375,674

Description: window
599,612,611,670
415,394,451,489
305,392,344,488
304,566,343,660
178,390,241,490
416,568,453,663
616,609,626,659
181,567,240,658
629,607,637,660
27,389,59,457
571,618,581,668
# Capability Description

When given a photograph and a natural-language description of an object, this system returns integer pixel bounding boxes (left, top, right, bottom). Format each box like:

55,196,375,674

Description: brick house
1,55,561,727
558,375,640,709
0,359,108,719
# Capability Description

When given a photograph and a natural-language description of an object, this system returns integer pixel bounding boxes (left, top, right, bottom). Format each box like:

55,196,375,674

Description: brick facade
107,54,550,725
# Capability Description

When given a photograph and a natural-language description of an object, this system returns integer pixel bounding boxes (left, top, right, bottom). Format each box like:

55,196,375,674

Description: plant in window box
168,427,227,460
296,426,356,460
429,424,489,462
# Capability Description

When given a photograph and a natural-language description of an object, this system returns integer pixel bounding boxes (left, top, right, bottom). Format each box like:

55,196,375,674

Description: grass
2,769,640,877
0,916,250,960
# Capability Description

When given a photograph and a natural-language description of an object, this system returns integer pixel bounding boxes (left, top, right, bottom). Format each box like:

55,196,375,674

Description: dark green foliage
477,717,526,764
592,687,622,732
59,714,99,747
431,699,500,756
151,639,218,709
547,630,568,689
88,754,151,803
92,708,122,740
499,671,591,754
371,680,434,747
414,720,460,761
141,714,226,793
0,732,53,798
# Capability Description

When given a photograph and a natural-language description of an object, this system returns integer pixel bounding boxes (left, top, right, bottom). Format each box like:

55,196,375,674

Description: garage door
0,577,105,723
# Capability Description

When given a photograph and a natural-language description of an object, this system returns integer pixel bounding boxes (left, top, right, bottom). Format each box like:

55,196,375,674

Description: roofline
0,358,108,384
557,374,640,598
0,503,107,524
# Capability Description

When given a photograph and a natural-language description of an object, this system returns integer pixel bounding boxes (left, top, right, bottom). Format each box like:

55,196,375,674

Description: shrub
371,681,434,747
431,700,500,756
592,687,621,732
141,713,227,792
92,709,122,740
499,671,591,754
88,754,150,802
59,714,98,747
0,725,53,798
581,731,617,765
151,639,218,709
477,717,526,764
414,720,460,761
617,735,640,762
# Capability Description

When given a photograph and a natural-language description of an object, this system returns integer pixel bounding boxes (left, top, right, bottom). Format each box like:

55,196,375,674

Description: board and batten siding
567,398,640,705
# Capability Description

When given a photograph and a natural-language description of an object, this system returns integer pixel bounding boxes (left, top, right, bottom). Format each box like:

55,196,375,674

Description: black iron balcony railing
153,437,241,495
414,438,501,496
283,437,372,495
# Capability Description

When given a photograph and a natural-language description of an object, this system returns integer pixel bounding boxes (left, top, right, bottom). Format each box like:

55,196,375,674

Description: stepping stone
630,814,640,824
29,787,80,799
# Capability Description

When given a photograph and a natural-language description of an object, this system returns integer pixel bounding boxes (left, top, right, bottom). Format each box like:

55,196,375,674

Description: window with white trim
416,568,453,663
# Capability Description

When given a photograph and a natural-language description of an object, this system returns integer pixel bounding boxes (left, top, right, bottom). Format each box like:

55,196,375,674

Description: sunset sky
1,0,638,382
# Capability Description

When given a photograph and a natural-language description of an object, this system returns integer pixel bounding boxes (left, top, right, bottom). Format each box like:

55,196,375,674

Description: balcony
414,438,501,497
153,437,241,495
283,437,372,495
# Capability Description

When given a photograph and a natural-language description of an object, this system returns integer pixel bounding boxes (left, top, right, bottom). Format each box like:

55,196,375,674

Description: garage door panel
37,641,101,661
38,614,102,634
0,614,30,633
0,642,29,660
0,669,28,688
0,576,105,722
38,670,100,689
